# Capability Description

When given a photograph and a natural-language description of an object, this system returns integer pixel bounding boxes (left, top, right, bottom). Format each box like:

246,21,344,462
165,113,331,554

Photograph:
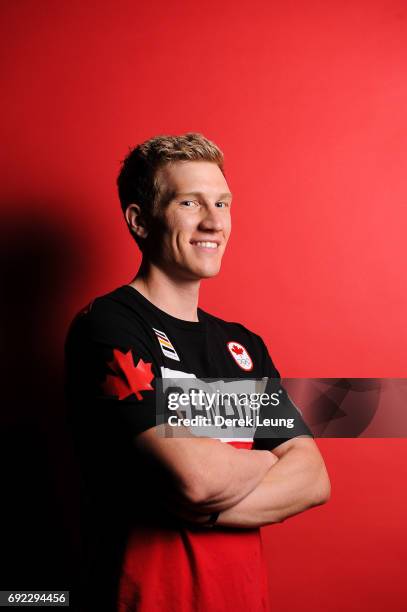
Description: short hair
117,132,225,249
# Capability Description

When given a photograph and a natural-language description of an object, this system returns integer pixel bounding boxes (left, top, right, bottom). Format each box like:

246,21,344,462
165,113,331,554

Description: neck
129,259,201,322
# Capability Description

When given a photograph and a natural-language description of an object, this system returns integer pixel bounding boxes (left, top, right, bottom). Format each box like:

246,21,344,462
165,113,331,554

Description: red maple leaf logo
231,344,244,355
102,348,154,400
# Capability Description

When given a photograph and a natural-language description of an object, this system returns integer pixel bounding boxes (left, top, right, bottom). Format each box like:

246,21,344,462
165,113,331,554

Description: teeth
193,241,218,249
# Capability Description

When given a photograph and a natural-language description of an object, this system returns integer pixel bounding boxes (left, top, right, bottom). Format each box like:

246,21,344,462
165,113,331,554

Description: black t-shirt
65,284,312,445
64,284,313,611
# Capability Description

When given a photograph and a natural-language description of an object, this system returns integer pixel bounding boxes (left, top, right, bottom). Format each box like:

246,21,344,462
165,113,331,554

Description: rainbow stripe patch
152,328,180,362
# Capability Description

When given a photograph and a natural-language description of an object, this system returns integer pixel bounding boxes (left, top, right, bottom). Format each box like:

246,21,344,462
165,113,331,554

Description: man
65,132,330,612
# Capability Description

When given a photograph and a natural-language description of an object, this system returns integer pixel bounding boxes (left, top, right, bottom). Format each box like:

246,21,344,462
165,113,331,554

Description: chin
175,256,223,280
194,265,221,279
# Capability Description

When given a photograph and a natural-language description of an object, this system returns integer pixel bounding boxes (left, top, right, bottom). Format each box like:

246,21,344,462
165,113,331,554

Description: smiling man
65,133,330,612
125,158,232,307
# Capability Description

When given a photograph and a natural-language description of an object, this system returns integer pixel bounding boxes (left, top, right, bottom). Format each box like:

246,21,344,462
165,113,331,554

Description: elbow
312,468,331,507
316,480,331,506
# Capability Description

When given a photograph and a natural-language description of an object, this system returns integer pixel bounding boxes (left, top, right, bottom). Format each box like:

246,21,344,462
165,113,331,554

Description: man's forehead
158,161,231,196
175,190,232,199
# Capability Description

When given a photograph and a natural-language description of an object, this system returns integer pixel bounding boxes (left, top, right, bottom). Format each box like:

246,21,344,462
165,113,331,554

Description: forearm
177,443,277,512
216,445,331,528
160,451,280,523
135,426,276,511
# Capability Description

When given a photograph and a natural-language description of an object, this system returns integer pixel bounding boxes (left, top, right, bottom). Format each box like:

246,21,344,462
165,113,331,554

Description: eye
180,200,199,208
215,201,229,208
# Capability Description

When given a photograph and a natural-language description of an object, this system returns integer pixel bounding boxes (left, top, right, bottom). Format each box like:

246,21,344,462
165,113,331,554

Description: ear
125,204,148,239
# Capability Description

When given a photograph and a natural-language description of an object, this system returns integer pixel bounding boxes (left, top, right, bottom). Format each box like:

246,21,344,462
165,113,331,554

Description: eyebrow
175,191,233,199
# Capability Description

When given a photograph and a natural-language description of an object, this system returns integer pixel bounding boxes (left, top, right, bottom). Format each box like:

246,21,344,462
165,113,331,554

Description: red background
1,1,407,609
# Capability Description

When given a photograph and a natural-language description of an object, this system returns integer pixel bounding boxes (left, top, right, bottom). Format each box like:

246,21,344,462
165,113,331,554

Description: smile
190,241,219,249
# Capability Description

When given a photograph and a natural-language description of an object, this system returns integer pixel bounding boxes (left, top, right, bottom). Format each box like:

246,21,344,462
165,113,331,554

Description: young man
65,133,330,612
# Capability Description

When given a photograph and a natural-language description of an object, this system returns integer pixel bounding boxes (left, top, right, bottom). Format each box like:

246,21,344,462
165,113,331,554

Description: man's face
149,161,232,281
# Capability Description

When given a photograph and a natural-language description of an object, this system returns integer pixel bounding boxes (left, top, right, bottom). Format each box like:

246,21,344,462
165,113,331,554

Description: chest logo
153,328,180,362
227,341,253,371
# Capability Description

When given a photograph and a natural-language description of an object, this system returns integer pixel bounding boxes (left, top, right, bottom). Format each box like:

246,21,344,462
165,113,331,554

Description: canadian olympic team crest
227,341,253,371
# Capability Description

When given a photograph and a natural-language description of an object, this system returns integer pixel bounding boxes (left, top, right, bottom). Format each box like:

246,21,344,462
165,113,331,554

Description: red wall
1,1,406,609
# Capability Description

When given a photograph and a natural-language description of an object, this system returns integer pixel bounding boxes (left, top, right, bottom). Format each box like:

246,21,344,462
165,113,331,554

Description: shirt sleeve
252,336,314,451
64,305,160,443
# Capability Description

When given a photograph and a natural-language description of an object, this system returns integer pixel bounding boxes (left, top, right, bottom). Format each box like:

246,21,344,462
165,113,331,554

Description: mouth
190,240,220,250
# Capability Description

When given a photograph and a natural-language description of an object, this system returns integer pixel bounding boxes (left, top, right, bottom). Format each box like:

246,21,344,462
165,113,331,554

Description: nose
198,205,224,232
